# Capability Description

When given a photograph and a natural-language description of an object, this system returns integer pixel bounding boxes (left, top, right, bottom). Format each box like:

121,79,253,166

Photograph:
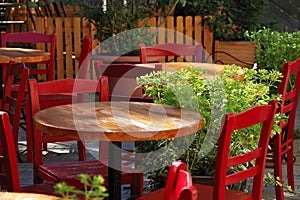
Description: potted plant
174,0,270,66
136,64,282,191
76,0,176,63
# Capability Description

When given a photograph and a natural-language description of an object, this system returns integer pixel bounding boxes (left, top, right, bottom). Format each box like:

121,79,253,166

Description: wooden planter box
212,40,256,68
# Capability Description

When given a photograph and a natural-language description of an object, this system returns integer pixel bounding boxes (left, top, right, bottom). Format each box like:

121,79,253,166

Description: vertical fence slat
166,16,175,44
194,16,202,45
65,17,73,78
56,18,64,79
166,16,175,61
157,16,165,45
74,17,82,77
203,24,213,57
35,17,47,81
176,16,184,61
185,16,193,61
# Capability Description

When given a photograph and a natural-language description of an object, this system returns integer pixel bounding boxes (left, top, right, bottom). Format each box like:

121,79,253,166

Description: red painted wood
137,161,198,200
1,31,56,81
0,111,57,195
77,35,92,79
1,62,29,154
267,58,300,200
139,43,203,64
198,100,277,200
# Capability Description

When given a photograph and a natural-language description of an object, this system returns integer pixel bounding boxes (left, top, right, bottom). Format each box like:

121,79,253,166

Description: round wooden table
0,192,59,200
33,101,203,200
0,47,50,96
0,47,50,63
134,62,244,80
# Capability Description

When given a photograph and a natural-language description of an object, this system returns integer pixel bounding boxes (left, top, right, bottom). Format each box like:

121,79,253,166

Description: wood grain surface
34,102,203,142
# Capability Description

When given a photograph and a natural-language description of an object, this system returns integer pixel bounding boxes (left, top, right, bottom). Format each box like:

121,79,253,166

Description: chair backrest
212,100,277,200
27,77,109,183
97,63,161,101
1,31,56,81
277,58,300,131
163,161,198,200
139,43,203,64
0,111,21,192
1,62,29,153
77,35,92,79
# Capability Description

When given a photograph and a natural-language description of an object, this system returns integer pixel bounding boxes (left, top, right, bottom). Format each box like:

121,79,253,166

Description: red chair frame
1,62,29,154
194,100,277,200
266,58,300,199
25,35,92,162
0,111,56,195
139,43,203,64
137,161,198,200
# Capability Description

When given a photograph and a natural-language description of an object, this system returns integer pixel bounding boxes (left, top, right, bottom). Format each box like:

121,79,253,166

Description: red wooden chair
1,31,56,82
139,43,203,64
25,35,92,162
138,101,277,200
0,111,56,195
137,161,198,200
266,58,300,200
1,62,29,155
194,100,277,200
27,77,143,197
77,35,93,79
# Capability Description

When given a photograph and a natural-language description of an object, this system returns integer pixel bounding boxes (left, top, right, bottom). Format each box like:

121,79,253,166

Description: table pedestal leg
108,141,121,200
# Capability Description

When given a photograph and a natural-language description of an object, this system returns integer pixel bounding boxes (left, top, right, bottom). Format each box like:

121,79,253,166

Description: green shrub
246,28,300,72
137,65,282,182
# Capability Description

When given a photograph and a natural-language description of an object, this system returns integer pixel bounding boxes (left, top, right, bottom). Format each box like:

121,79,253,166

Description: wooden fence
13,15,214,79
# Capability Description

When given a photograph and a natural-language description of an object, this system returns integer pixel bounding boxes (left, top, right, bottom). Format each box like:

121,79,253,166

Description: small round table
0,47,50,63
0,192,59,200
0,47,50,96
33,101,203,200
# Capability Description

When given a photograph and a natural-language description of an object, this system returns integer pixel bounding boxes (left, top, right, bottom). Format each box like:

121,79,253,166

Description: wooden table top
134,62,244,80
33,101,203,142
0,192,59,200
0,47,50,63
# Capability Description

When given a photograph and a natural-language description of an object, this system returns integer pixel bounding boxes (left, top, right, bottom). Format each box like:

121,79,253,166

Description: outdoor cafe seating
0,26,299,200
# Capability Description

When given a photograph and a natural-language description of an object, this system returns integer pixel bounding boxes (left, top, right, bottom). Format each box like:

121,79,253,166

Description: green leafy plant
76,0,175,55
137,64,282,190
246,28,300,72
54,174,108,200
264,172,294,193
174,0,270,41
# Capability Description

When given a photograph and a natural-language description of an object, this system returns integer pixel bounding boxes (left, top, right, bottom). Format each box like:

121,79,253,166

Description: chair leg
25,100,33,163
130,173,143,197
273,134,285,200
77,141,87,161
286,144,295,192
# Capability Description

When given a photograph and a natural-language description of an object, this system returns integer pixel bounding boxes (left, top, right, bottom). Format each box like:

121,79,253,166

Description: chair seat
38,160,143,188
20,182,57,196
194,184,252,200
